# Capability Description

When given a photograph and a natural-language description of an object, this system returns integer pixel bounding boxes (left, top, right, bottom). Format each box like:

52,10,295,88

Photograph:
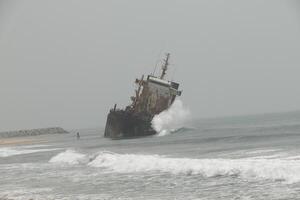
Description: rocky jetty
0,127,68,138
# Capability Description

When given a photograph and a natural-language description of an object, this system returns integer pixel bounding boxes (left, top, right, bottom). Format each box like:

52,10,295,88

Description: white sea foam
49,149,88,165
245,149,281,155
286,155,300,160
48,149,300,183
151,99,190,136
250,154,287,159
0,146,60,158
88,151,300,184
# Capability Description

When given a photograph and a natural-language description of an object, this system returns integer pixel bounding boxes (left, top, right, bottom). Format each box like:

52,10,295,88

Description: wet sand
0,137,44,146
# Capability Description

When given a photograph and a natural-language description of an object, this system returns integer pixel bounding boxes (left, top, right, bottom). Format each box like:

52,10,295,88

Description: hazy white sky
1,0,300,131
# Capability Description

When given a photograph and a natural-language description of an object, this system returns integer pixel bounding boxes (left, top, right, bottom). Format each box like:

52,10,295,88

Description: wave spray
151,99,190,136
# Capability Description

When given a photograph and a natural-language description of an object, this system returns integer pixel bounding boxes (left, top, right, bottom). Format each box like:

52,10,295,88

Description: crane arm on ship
160,53,170,79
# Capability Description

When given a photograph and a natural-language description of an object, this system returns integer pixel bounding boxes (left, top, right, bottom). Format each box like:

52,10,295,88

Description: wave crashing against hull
151,99,190,136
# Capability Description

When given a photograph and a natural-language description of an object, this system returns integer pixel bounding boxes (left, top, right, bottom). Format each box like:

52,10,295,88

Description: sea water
1,109,300,199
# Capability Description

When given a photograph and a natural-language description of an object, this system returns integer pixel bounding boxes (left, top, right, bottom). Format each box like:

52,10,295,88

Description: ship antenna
160,53,170,79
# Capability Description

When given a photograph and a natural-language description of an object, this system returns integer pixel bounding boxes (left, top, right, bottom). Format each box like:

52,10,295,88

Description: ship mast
131,75,144,110
160,53,170,79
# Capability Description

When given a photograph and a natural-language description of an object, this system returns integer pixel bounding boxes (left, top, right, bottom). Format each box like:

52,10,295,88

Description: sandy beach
0,137,44,146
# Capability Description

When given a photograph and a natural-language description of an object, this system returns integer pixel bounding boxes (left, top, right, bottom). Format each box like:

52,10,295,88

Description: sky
1,0,300,131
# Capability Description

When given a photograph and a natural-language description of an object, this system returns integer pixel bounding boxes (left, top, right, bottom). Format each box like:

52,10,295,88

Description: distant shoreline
0,127,68,139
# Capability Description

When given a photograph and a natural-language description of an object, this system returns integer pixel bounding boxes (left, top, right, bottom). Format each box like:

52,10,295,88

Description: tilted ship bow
104,53,182,139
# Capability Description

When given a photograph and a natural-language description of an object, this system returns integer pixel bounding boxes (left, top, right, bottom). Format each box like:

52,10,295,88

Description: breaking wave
49,149,89,165
50,150,300,184
151,99,190,136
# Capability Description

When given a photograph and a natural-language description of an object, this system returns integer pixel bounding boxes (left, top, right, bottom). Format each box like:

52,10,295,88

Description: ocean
1,110,300,199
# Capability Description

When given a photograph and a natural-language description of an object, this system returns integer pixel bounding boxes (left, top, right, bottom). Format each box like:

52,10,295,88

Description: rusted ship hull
104,110,156,139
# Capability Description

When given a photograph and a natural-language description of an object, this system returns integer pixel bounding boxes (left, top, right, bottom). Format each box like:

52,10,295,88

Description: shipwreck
104,53,182,139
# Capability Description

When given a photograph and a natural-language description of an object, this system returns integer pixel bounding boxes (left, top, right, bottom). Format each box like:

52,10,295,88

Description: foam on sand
151,99,190,136
0,146,60,158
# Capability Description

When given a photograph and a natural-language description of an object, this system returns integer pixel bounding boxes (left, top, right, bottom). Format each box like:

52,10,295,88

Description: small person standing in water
76,132,80,139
